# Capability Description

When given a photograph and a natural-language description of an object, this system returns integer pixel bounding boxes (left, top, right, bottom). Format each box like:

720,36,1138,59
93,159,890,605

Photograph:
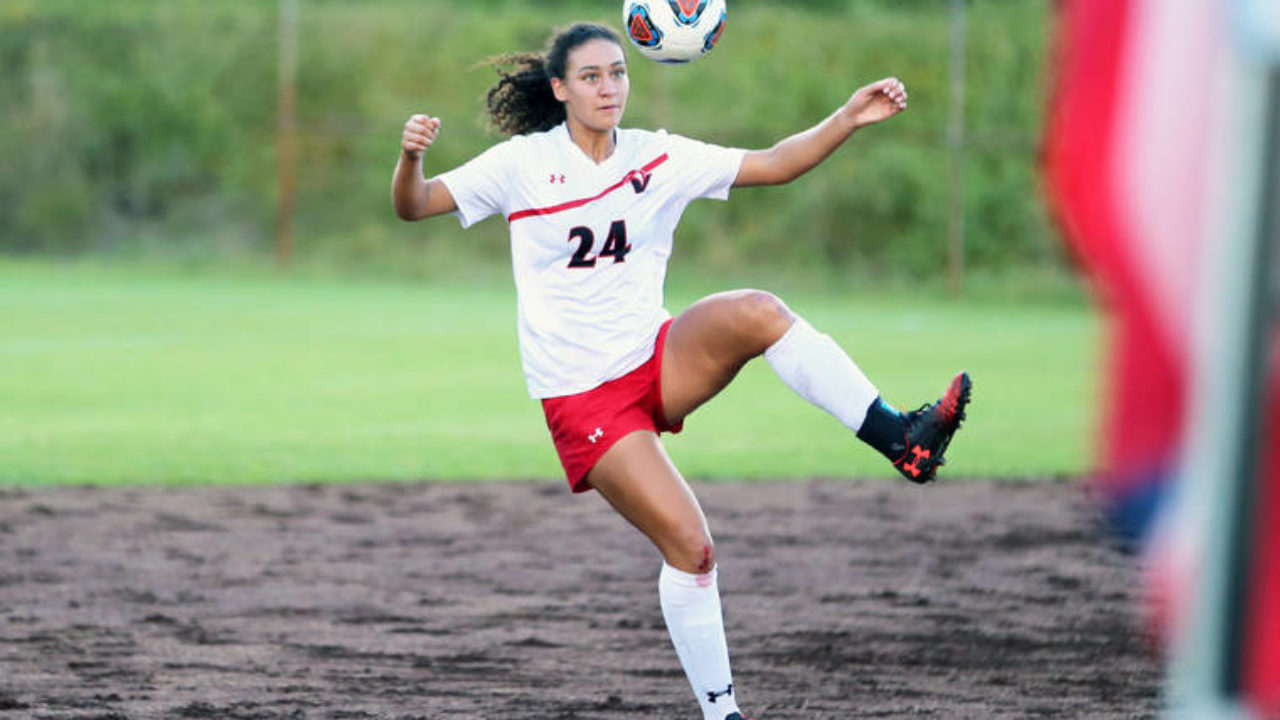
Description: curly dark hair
483,23,622,136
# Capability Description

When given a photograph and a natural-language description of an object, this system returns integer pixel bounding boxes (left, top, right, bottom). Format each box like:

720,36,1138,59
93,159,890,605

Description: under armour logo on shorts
550,173,566,184
588,427,604,444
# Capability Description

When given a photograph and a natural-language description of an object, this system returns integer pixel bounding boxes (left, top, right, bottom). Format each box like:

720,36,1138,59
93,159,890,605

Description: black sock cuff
856,396,907,460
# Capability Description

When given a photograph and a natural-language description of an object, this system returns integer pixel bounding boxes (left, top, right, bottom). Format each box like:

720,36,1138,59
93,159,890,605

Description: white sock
659,563,741,720
764,317,880,432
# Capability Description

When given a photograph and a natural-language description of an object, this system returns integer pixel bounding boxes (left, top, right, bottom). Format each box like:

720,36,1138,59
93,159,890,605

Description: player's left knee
735,290,794,346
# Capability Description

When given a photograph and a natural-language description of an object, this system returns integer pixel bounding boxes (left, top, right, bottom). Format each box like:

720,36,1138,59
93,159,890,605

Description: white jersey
437,123,746,398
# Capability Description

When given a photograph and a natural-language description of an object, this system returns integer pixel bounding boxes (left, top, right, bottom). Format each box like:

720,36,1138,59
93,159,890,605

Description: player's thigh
660,289,795,424
586,430,714,573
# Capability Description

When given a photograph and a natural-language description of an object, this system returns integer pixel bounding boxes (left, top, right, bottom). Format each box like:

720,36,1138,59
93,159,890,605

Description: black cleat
892,372,972,484
724,714,756,720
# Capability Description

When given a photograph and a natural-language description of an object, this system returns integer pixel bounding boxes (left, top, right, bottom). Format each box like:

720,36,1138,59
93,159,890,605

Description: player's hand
844,78,908,129
401,114,441,161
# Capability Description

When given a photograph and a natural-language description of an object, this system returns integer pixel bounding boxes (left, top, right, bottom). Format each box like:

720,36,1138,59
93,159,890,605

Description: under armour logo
627,169,651,194
588,427,604,444
901,444,931,478
707,684,734,704
550,173,566,184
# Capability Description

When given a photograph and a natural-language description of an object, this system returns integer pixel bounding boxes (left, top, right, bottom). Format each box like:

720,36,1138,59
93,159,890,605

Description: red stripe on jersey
507,153,669,223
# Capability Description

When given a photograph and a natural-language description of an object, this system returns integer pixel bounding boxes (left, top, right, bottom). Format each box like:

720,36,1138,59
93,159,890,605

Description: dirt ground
0,477,1161,719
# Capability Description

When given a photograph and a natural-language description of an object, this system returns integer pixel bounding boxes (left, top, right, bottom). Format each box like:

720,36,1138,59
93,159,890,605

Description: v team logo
627,169,652,194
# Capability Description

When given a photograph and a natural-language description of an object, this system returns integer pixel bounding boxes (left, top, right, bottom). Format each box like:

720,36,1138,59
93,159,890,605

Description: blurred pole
946,0,966,296
1219,64,1278,705
1165,38,1279,720
276,0,299,270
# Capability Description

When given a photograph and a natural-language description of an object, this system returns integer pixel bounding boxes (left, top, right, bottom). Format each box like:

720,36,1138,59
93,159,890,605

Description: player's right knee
665,533,716,575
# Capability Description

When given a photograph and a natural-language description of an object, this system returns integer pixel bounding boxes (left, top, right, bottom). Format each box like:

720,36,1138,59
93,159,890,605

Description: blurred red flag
1044,0,1279,712
1044,0,1215,542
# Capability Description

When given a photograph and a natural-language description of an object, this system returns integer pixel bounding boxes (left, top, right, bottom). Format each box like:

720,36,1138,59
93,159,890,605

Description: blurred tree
0,0,1059,285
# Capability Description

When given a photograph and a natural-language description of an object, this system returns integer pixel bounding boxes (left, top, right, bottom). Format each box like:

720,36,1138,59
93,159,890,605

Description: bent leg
586,432,741,720
660,288,922,472
661,289,796,426
661,288,881,431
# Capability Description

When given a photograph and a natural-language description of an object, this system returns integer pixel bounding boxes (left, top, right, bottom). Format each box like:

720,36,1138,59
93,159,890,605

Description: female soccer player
391,22,970,720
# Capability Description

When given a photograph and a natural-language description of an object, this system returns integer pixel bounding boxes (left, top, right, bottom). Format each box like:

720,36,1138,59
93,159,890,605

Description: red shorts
541,319,683,493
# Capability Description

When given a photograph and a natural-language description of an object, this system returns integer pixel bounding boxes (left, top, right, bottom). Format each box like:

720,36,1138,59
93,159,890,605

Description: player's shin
658,563,741,720
764,317,882,433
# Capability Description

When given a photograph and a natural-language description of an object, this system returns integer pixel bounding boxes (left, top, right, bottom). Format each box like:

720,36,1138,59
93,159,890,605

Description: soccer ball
622,0,727,64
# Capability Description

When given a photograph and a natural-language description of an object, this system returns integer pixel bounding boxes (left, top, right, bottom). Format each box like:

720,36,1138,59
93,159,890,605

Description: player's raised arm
733,77,908,188
391,114,459,221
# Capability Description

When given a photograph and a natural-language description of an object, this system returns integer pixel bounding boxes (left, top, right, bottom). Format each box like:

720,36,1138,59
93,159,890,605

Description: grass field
0,260,1102,486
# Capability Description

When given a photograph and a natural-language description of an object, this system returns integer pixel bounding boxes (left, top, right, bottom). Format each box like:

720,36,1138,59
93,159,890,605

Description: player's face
553,39,629,134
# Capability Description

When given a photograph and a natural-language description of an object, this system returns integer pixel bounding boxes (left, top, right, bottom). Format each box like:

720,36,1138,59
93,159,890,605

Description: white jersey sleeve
435,138,521,228
664,132,746,202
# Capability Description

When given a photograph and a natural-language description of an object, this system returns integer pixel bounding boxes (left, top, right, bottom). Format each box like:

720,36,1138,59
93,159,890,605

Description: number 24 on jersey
566,220,631,269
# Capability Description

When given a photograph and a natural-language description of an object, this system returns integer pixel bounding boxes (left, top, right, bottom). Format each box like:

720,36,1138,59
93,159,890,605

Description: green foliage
0,0,278,254
0,0,1059,281
0,260,1098,485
